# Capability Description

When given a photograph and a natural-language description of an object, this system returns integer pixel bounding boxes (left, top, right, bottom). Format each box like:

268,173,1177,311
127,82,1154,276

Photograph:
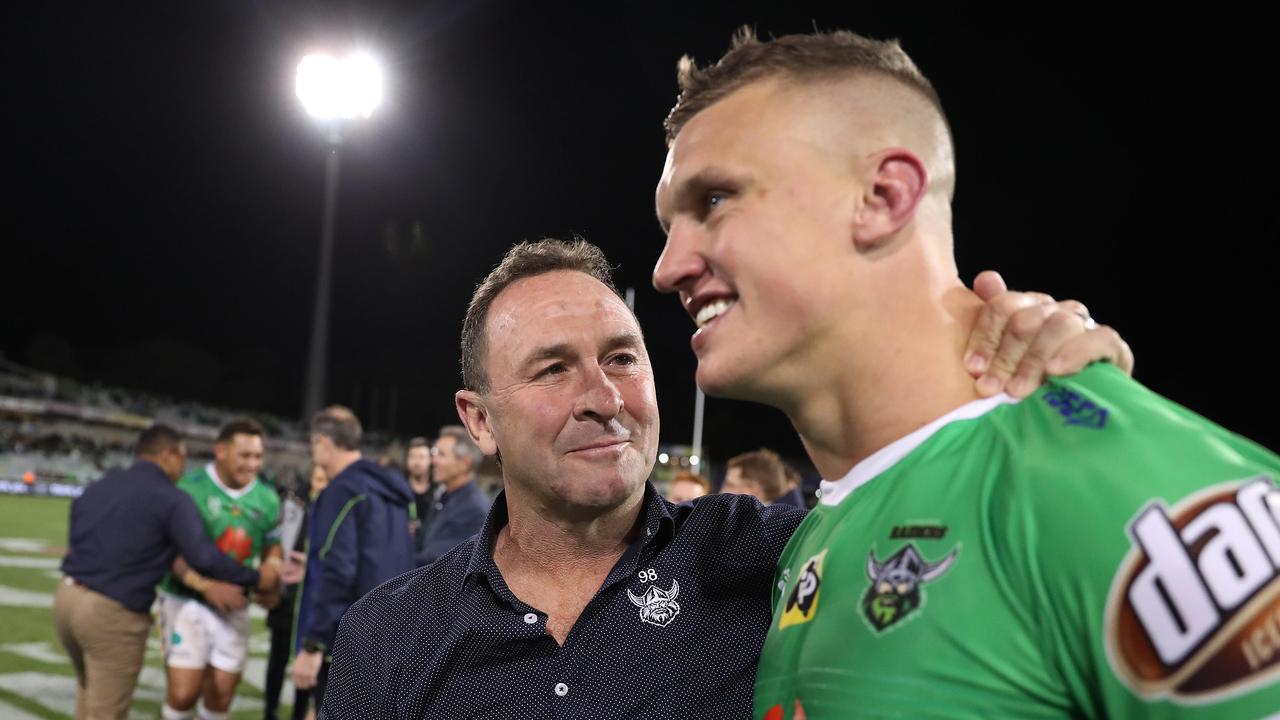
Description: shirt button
523,613,538,624
554,682,569,697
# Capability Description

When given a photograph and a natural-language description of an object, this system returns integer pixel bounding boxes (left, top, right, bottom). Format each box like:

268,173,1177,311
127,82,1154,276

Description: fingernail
1006,378,1026,396
977,375,1001,395
1046,358,1065,375
966,353,988,374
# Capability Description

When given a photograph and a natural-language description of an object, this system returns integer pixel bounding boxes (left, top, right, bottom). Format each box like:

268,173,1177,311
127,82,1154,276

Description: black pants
264,603,311,720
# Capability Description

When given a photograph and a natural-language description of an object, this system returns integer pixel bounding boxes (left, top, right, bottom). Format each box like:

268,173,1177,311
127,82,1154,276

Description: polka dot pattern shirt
322,482,806,718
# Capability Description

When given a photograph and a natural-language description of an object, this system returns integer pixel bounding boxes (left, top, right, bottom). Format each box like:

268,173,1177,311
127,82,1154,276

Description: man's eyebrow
602,331,645,354
657,166,747,233
520,342,574,369
519,332,644,369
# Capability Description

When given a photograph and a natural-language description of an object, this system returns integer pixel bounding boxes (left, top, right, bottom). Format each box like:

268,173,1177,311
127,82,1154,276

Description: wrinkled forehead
485,271,644,354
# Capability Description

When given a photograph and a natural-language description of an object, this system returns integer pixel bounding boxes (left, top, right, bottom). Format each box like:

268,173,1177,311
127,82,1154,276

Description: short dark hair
665,27,948,147
216,418,265,444
407,437,430,451
135,424,183,458
726,448,787,502
310,405,362,451
460,238,622,393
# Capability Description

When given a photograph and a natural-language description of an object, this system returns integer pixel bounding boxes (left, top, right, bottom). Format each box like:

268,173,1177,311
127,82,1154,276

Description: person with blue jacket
290,405,414,704
416,425,490,567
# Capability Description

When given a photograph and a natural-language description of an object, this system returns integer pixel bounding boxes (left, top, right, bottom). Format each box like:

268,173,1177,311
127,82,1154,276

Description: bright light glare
689,455,700,466
296,53,383,120
658,453,669,464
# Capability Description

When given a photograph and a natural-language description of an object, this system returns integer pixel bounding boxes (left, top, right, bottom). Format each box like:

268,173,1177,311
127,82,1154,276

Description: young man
158,419,282,720
405,437,437,551
653,28,1280,718
322,238,1129,717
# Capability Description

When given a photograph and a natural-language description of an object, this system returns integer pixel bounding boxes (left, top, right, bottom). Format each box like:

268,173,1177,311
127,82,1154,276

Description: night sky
10,3,1277,465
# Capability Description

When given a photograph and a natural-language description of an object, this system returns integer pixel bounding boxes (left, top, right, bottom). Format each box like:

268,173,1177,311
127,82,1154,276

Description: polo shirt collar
463,481,675,591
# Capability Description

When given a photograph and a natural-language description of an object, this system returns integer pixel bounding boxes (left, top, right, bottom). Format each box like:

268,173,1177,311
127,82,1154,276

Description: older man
415,425,489,567
322,238,1125,718
652,28,1280,718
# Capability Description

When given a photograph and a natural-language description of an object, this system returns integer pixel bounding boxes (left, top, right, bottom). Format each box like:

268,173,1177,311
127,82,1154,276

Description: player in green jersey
158,419,283,720
652,28,1279,718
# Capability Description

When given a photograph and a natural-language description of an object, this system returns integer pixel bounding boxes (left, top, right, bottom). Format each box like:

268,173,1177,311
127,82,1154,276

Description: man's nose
652,219,706,294
574,364,624,423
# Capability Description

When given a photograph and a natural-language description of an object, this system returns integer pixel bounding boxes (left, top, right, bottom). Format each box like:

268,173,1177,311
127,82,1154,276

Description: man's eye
610,354,637,366
540,363,567,377
706,191,728,211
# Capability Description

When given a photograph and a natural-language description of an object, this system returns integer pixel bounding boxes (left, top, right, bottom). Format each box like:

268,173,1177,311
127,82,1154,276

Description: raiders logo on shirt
1106,476,1280,703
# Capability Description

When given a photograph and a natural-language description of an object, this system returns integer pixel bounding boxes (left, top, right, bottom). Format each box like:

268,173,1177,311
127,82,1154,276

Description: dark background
9,3,1277,466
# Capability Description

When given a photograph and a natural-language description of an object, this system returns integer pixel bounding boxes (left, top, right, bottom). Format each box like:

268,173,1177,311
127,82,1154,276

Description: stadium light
296,53,383,120
297,51,383,420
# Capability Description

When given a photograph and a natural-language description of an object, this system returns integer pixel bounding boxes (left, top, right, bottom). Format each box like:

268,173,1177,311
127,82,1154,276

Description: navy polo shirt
60,460,261,612
323,482,806,718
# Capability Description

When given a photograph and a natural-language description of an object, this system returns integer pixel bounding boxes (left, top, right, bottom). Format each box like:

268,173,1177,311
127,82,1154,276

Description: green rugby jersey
755,364,1280,719
158,464,281,601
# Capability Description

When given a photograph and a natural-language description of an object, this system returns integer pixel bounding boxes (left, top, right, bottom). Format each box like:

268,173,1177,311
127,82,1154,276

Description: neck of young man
785,286,987,481
408,473,430,494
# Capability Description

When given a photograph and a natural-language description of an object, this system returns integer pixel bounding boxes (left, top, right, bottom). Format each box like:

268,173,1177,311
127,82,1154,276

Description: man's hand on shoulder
966,270,1134,398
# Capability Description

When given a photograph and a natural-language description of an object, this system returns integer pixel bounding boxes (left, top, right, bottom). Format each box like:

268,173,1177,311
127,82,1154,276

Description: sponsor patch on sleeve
1106,476,1280,704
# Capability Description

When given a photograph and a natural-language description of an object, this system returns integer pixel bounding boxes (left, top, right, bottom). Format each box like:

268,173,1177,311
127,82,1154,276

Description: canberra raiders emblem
863,544,957,632
627,580,680,627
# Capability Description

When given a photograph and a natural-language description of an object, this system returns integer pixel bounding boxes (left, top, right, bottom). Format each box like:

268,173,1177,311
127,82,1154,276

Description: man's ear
852,148,928,251
455,390,498,456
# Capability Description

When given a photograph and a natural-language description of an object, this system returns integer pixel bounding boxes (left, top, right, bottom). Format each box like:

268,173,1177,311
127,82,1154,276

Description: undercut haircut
437,425,484,470
216,418,266,443
135,424,183,458
460,238,623,393
664,26,950,150
311,405,363,451
726,448,788,502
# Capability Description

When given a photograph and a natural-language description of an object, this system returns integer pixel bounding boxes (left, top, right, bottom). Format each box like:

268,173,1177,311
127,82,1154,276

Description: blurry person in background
55,424,267,720
404,437,438,550
415,426,489,567
666,470,711,504
158,418,282,720
721,449,789,505
776,463,807,508
291,406,414,704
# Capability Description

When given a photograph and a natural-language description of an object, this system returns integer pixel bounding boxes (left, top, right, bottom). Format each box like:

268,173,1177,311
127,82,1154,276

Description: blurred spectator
404,437,439,548
666,470,710,504
291,406,414,701
416,426,488,567
776,463,807,508
264,466,328,720
54,425,267,719
722,448,790,506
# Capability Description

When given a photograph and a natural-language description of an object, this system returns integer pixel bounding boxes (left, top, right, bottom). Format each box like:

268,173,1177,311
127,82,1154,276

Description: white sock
197,707,229,720
161,704,195,720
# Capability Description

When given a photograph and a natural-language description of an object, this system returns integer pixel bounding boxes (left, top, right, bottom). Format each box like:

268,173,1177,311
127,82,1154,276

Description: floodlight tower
296,53,382,419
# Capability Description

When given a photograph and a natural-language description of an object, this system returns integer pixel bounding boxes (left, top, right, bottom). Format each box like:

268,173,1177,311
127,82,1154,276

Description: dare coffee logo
1106,476,1280,704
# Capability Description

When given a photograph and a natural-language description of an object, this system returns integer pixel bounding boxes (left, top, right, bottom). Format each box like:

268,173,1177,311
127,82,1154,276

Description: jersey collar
818,393,1018,507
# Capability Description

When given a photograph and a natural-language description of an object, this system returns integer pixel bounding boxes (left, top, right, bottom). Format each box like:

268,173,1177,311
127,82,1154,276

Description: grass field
0,495,298,719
